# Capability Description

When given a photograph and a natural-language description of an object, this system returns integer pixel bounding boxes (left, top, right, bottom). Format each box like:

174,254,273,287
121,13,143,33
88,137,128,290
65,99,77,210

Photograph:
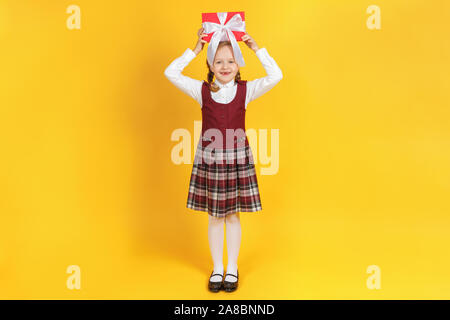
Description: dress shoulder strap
201,80,211,105
236,79,247,104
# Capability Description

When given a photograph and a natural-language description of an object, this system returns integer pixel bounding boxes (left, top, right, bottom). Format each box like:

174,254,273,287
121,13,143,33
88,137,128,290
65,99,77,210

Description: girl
164,27,283,292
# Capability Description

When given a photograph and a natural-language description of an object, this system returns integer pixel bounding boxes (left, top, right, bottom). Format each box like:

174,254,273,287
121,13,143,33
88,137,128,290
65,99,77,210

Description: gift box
201,12,245,43
201,11,246,67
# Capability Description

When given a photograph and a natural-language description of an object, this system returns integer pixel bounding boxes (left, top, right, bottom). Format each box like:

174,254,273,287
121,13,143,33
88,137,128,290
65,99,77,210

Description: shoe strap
225,273,238,278
210,273,224,278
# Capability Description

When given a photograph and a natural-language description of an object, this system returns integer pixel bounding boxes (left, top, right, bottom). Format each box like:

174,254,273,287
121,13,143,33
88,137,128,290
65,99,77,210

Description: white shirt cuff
185,48,197,61
255,47,268,58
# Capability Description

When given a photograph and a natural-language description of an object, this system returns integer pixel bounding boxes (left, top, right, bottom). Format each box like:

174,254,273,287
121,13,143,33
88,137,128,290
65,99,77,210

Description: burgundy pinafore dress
186,79,262,218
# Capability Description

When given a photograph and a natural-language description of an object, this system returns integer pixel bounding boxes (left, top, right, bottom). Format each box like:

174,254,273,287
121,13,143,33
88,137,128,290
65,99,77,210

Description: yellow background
1,0,449,299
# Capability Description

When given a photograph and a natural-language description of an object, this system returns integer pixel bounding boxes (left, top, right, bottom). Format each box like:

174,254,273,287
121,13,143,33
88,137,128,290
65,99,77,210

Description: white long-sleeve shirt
164,47,283,109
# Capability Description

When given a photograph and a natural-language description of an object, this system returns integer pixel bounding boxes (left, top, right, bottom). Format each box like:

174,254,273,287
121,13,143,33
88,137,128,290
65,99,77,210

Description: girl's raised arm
241,33,283,108
164,48,203,106
163,28,209,107
245,47,283,108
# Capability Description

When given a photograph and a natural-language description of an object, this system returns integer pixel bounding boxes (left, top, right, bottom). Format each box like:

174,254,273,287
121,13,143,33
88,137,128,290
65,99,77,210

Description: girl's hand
242,33,260,52
193,27,208,55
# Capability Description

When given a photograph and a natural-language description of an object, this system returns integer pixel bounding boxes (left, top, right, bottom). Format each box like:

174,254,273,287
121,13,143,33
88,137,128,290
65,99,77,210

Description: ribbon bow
203,12,246,67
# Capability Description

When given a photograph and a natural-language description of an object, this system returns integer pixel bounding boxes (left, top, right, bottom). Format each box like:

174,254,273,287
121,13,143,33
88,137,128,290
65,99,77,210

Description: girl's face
210,45,239,84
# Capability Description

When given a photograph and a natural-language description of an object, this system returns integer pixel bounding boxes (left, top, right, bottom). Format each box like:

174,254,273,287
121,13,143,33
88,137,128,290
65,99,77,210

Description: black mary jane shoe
223,270,239,292
208,271,224,293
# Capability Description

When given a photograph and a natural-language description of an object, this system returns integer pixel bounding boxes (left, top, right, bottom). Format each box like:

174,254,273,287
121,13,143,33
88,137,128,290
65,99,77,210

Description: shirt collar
214,78,236,88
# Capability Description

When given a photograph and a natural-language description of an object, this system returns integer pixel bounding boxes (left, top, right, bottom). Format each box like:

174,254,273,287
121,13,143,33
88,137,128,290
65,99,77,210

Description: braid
206,63,220,92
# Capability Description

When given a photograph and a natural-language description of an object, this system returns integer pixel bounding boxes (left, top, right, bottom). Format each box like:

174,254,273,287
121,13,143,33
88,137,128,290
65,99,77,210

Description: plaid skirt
186,141,262,218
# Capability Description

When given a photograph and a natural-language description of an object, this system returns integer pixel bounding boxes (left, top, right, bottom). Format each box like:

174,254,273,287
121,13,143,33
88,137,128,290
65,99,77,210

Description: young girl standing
164,27,283,292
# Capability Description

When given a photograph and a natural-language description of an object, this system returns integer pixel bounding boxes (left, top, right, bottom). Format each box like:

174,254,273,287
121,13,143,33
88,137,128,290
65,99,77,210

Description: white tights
208,212,241,283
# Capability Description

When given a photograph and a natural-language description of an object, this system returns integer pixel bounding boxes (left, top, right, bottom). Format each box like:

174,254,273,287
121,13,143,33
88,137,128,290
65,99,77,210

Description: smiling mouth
220,72,231,76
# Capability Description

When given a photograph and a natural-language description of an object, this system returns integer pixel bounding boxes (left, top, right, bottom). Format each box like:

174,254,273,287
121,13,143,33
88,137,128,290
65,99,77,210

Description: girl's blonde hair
206,41,241,92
